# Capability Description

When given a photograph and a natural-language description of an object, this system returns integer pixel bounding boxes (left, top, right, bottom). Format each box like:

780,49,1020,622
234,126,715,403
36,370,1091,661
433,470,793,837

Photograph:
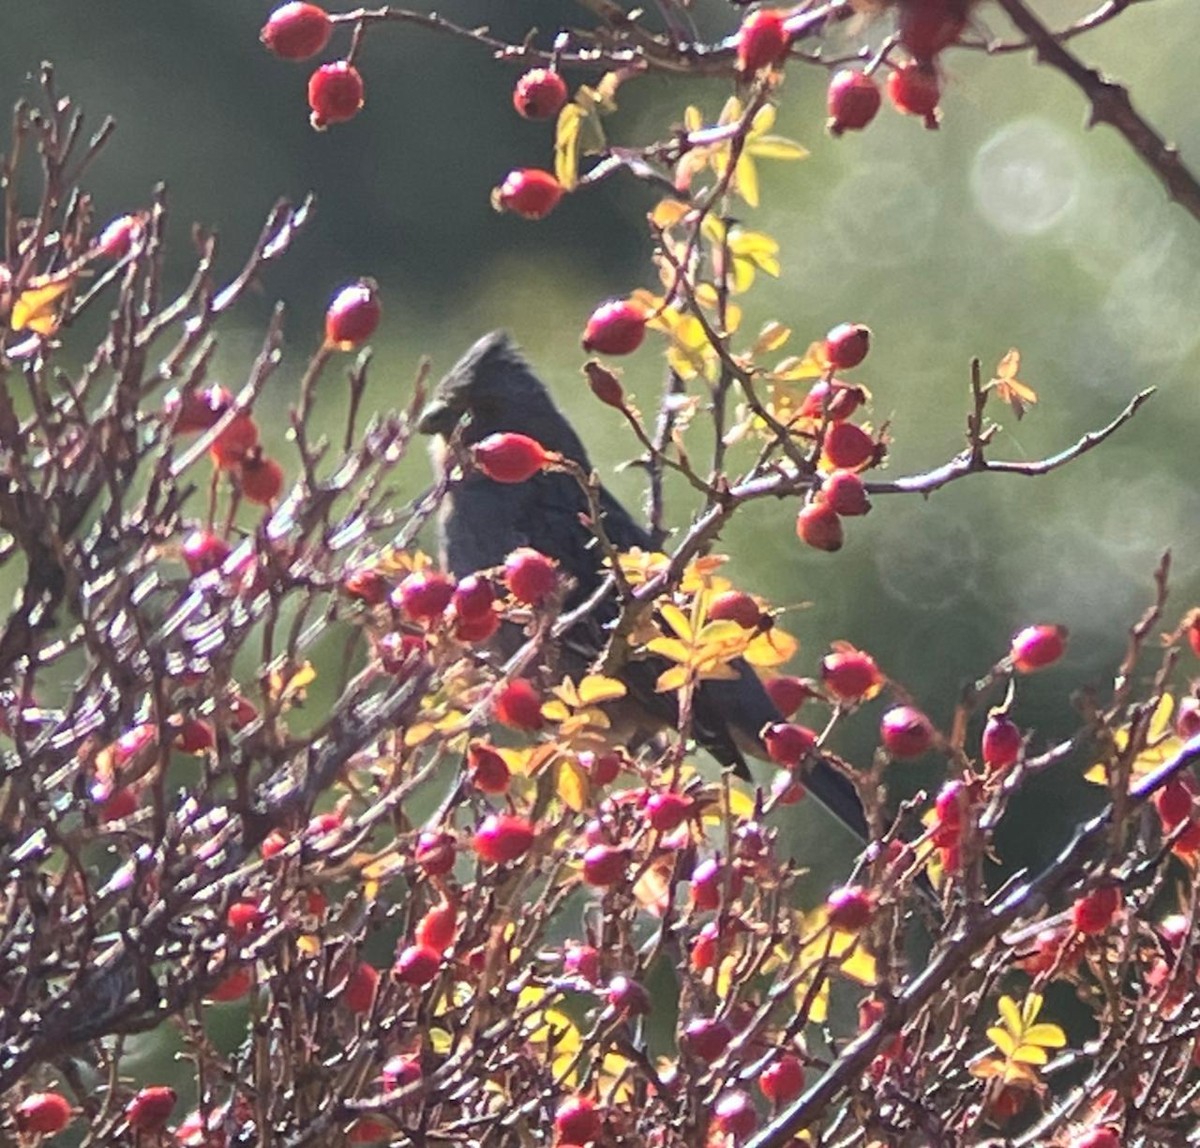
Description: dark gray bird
417,331,868,840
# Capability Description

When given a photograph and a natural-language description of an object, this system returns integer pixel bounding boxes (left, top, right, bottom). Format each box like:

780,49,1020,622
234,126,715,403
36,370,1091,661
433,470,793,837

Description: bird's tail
801,756,871,841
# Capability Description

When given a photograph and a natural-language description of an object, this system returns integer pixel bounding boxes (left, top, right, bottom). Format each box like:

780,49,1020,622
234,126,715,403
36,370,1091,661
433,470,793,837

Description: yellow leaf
11,276,73,335
748,135,809,161
557,756,589,812
745,628,798,668
645,637,692,665
1022,1023,1067,1049
296,933,321,957
650,198,692,229
555,104,585,191
655,664,690,694
734,151,759,208
577,674,627,705
998,995,1023,1033
428,1027,453,1055
659,602,694,643
988,1026,1016,1057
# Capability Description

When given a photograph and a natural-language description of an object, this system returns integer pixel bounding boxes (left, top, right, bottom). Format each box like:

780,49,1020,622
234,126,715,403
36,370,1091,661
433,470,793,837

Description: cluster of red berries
491,66,571,221
260,3,365,129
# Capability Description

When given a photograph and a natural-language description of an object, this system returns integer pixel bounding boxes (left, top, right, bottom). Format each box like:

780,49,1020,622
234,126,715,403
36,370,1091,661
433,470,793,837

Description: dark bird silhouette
418,331,868,840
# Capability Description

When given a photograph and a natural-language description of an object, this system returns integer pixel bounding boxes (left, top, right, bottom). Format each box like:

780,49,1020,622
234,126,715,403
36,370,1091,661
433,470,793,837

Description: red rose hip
262,3,332,60
796,500,843,552
827,70,882,136
473,813,536,864
473,432,549,483
880,705,934,757
308,61,365,128
824,322,871,370
494,168,564,219
326,279,381,348
1011,623,1067,672
736,9,789,75
504,547,559,605
581,300,647,356
513,68,569,119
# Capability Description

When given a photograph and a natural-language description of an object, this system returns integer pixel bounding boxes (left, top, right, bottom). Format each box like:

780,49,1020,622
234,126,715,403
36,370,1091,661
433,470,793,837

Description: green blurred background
5,0,1200,973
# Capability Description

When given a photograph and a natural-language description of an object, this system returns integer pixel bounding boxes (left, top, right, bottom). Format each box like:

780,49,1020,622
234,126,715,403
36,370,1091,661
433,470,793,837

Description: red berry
821,647,883,702
343,566,390,605
582,843,629,887
473,813,536,864
683,1017,733,1063
96,214,143,259
474,432,549,483
824,322,871,370
820,469,871,516
454,607,500,643
764,675,814,717
415,900,458,951
897,0,968,60
887,62,941,120
713,1089,757,1139
933,779,968,845
1171,817,1200,857
15,1092,72,1135
981,713,1022,771
826,884,875,931
495,168,564,219
393,570,456,622
394,943,441,985
555,1096,602,1146
348,1118,391,1144
238,448,284,506
1176,696,1200,740
226,900,265,937
880,705,934,757
493,677,544,730
580,750,623,786
581,300,648,356
99,786,140,822
261,3,331,59
586,361,625,407
827,70,882,135
173,717,215,753
799,379,866,421
1072,884,1121,935
377,631,426,674
164,382,233,434
467,741,511,794
690,921,721,971
325,279,381,348
1069,1129,1121,1148
822,421,877,471
1187,612,1200,657
126,1086,177,1132
606,974,651,1016
513,68,569,119
708,590,763,629
208,965,253,1002
762,722,818,768
1155,776,1194,830
504,547,559,605
690,856,744,911
450,574,496,622
415,829,456,876
1011,623,1068,672
381,1054,422,1091
796,500,843,552
759,1053,806,1105
210,411,260,468
341,961,379,1013
646,791,694,833
736,9,789,74
563,942,601,983
308,61,364,129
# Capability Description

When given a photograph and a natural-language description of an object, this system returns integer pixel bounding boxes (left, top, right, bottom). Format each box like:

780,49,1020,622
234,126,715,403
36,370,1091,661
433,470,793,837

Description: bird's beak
416,398,461,437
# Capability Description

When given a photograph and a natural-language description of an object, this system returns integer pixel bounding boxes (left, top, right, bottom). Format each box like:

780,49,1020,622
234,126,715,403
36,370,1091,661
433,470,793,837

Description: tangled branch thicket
3,1,1200,1145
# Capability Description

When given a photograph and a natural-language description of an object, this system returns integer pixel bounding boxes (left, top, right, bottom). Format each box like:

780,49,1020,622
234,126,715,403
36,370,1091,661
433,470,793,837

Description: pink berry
1155,776,1194,830
394,943,441,985
495,168,564,220
1187,611,1200,657
796,500,843,552
827,70,882,135
933,779,968,845
492,678,545,731
1011,623,1067,672
226,900,265,938
713,1089,757,1139
182,530,231,577
762,722,818,768
164,382,233,434
125,1086,177,1132
581,300,648,356
473,813,536,864
826,884,875,931
96,214,143,258
582,844,628,887
393,570,456,622
504,547,559,606
325,279,381,348
690,857,744,911
759,1053,806,1105
261,2,332,59
820,469,871,516
555,1095,602,1146
981,713,1022,771
563,942,601,983
799,379,866,421
308,61,365,129
646,791,694,833
473,432,549,483
880,705,934,757
340,961,380,1013
381,1054,422,1091
764,675,814,717
1176,696,1200,740
343,566,390,605
824,322,871,370
513,68,569,119
821,647,883,702
415,830,456,876
736,9,789,74
415,900,458,951
683,1017,733,1063
606,974,651,1016
450,574,496,622
1072,884,1120,935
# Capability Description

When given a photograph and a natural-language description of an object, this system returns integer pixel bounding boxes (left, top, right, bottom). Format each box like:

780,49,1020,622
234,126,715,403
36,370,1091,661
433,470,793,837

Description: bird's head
417,331,589,462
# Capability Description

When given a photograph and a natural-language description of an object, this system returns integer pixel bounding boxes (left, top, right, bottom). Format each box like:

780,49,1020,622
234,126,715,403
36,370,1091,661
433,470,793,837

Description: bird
417,330,868,840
